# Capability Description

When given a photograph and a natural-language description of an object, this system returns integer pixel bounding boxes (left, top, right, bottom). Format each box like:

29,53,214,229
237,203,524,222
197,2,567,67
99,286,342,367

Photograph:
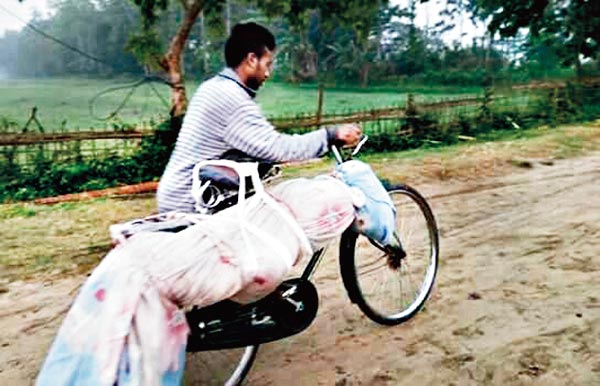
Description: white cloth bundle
36,164,357,386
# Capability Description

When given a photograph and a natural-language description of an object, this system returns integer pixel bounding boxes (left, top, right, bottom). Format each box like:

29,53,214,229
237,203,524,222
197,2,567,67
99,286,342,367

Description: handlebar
331,135,369,165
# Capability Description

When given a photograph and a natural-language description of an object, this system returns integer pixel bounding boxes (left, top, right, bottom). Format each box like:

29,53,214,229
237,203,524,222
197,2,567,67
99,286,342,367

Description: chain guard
186,278,318,351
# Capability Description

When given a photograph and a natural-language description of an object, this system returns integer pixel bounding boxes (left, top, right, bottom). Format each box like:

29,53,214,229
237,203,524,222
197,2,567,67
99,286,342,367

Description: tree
258,1,394,86
127,0,391,116
15,0,391,114
9,0,142,76
468,0,600,78
128,0,214,117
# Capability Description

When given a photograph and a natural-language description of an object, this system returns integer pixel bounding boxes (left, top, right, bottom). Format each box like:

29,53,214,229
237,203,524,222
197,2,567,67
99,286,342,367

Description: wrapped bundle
335,160,396,246
36,168,357,386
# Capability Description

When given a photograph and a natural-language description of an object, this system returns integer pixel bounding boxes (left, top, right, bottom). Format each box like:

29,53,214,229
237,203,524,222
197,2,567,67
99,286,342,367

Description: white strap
191,160,313,275
260,193,313,260
191,160,257,212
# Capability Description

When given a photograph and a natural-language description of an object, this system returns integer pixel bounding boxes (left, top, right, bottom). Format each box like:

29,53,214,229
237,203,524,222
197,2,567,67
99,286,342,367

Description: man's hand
335,124,363,147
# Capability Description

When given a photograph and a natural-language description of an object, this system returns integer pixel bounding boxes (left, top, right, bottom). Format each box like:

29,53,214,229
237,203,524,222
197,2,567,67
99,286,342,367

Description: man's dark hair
225,22,276,68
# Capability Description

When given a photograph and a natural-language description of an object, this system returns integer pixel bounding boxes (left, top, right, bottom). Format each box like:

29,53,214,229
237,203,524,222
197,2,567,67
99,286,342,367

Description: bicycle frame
185,135,439,385
300,248,327,281
298,238,359,306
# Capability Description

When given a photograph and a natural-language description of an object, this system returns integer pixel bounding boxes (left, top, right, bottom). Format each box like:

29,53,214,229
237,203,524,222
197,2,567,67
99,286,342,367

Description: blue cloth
35,261,187,386
336,160,396,246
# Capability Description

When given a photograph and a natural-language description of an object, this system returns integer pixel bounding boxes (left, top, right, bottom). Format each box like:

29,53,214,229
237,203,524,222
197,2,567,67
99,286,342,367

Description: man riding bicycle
157,22,362,213
37,22,405,386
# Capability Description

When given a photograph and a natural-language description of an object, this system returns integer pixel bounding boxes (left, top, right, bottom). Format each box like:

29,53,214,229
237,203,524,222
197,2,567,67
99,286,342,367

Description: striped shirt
157,68,330,213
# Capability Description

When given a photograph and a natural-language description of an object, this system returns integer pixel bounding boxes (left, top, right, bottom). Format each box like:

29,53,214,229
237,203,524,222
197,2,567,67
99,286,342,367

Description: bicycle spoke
402,258,420,307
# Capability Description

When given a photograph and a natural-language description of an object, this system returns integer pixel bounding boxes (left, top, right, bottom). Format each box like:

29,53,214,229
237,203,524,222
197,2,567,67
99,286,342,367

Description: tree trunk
159,1,203,118
575,34,584,81
225,0,231,35
360,63,371,88
200,11,209,74
574,55,583,81
316,84,324,128
376,0,382,61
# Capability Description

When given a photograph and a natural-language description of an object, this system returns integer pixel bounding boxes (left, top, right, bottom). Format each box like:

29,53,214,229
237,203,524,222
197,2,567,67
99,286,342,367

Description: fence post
316,84,324,129
547,88,558,126
405,93,419,136
479,87,494,126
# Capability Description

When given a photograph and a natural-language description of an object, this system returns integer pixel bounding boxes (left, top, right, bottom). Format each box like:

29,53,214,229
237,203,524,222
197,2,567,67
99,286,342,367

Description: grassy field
0,77,481,131
1,120,598,284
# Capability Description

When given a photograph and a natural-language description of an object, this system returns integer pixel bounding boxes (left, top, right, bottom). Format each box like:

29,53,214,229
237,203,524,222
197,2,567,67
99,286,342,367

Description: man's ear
246,52,258,69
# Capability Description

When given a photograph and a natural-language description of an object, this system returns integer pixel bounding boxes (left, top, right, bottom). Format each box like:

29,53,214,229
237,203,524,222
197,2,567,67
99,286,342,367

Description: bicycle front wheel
340,184,439,325
184,345,258,386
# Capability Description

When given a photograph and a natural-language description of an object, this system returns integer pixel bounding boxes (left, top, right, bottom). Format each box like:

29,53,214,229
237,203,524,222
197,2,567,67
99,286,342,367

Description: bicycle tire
184,345,258,386
340,184,439,325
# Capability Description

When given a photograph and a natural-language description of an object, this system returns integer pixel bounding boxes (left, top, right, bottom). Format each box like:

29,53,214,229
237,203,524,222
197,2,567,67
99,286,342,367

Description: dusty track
1,152,599,385
242,153,600,385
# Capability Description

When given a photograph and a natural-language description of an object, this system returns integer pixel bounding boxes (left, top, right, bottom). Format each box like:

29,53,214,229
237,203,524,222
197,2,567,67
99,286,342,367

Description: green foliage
533,83,592,126
469,0,600,75
0,77,172,131
1,84,598,203
126,30,164,72
412,70,486,87
131,0,169,29
6,0,596,88
0,116,19,132
478,87,494,122
255,0,387,37
357,85,599,154
0,78,479,132
1,0,144,76
0,117,180,203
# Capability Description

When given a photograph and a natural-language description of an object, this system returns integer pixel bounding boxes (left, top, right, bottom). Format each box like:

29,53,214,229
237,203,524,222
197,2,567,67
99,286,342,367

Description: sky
0,0,486,44
392,0,486,45
0,0,52,37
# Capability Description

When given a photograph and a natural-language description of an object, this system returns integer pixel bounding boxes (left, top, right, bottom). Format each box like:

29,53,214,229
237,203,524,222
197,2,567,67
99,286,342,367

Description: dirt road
2,151,599,385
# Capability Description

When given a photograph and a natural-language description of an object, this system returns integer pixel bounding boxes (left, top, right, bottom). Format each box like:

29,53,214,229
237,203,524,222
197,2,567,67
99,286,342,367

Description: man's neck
234,66,249,87
220,67,256,98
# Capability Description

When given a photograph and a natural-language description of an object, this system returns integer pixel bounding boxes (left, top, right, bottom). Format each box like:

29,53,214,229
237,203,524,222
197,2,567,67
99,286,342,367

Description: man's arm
225,101,328,162
224,101,361,162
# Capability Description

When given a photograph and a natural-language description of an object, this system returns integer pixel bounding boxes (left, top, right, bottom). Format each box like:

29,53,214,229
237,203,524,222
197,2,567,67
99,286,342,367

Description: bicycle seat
219,149,279,181
193,152,281,213
197,164,242,190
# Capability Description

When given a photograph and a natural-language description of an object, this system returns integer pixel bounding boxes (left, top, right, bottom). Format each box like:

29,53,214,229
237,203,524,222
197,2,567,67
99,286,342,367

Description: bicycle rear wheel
340,184,439,325
184,345,258,386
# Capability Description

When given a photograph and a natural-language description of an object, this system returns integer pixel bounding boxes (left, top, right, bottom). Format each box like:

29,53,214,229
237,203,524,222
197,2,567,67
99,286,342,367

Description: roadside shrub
0,117,181,203
416,69,487,87
0,86,597,203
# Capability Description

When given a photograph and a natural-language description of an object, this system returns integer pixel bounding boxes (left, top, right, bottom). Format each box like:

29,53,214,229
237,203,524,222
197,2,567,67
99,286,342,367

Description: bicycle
180,137,440,386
